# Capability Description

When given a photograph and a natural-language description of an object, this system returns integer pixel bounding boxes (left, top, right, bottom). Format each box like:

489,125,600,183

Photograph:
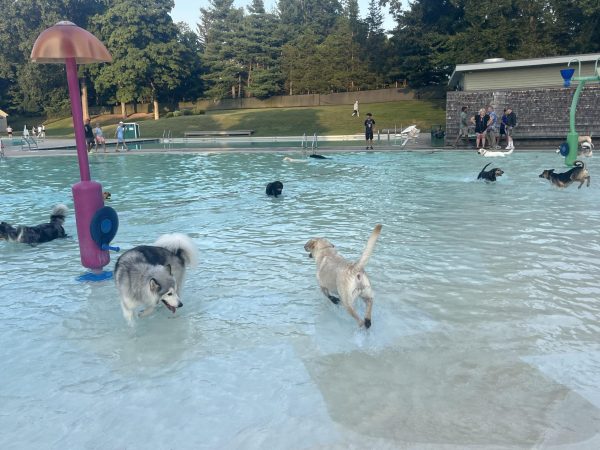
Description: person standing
364,112,375,150
505,107,517,150
115,121,128,152
84,118,95,152
6,125,12,138
94,122,106,152
352,100,359,117
453,106,470,147
472,108,489,150
499,109,508,148
486,105,499,149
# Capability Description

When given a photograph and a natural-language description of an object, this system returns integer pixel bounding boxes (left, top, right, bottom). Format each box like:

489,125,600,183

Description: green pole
565,80,586,166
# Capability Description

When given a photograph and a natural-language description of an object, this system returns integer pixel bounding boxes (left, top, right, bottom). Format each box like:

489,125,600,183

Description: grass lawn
41,100,446,138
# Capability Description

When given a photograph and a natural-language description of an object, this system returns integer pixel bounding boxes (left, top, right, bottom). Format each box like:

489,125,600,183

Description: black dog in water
0,204,68,245
266,181,284,197
309,154,328,159
477,163,504,182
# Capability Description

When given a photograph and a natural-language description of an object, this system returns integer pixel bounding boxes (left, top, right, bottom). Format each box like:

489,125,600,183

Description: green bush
173,110,182,117
181,109,193,116
193,108,205,115
165,112,174,118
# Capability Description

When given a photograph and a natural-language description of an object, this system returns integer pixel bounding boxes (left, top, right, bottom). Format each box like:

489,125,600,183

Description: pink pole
65,57,90,181
65,57,109,271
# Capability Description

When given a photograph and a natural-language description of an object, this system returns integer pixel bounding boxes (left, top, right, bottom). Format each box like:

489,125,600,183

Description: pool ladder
162,130,172,150
301,132,318,152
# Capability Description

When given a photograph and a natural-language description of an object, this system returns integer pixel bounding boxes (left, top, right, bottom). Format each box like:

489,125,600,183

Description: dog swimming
477,163,504,182
0,204,68,245
114,233,198,324
266,181,284,197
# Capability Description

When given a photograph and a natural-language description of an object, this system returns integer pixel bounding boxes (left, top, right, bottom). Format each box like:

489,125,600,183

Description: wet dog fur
266,181,284,197
539,160,590,189
477,163,504,182
304,224,382,328
114,233,198,324
0,204,68,245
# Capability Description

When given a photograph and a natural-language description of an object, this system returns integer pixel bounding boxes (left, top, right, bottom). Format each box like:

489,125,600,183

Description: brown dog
539,160,590,189
304,224,382,328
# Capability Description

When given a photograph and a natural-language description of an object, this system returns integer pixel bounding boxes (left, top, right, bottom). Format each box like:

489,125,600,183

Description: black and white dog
114,233,198,324
477,163,504,182
266,180,284,197
0,204,68,244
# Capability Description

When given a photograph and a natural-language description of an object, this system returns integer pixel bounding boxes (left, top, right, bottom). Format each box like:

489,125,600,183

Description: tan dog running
304,224,382,328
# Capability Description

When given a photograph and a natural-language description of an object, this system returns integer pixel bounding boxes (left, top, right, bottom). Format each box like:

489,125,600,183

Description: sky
171,0,397,33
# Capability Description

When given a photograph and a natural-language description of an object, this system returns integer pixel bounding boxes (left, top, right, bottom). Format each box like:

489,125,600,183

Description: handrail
568,58,581,78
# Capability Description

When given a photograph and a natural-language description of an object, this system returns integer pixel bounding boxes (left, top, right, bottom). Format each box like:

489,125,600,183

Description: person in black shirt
364,113,375,150
84,118,95,152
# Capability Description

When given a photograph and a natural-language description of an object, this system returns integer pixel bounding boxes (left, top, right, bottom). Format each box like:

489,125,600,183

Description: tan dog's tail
355,224,382,271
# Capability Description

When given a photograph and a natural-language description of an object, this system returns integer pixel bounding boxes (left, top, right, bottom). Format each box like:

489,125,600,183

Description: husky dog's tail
574,160,585,168
355,224,383,271
50,204,68,224
154,233,198,268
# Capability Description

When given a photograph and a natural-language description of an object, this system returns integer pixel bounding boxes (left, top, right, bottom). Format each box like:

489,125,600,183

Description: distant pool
1,151,600,449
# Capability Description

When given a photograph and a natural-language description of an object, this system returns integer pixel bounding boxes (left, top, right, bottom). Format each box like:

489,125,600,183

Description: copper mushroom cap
30,21,112,64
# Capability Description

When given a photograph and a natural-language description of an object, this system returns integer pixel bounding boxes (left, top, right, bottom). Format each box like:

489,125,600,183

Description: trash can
123,122,140,139
430,125,445,147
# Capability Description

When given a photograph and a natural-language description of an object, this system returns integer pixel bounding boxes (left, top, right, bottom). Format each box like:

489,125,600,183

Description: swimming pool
1,150,600,449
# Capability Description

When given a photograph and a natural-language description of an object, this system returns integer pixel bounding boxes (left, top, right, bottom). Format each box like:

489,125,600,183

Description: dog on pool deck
539,160,590,189
0,204,68,245
477,147,513,157
477,163,504,182
304,224,382,328
266,180,284,197
114,233,198,324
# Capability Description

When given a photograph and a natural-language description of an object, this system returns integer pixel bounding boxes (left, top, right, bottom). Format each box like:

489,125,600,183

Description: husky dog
477,147,513,157
304,224,382,328
539,160,590,189
114,233,198,324
477,163,504,181
266,180,284,197
0,204,68,245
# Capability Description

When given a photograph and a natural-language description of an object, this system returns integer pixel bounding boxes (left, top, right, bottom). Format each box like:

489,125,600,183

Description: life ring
90,206,119,250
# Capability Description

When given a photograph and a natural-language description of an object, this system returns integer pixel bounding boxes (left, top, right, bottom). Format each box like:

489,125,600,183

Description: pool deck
1,135,556,158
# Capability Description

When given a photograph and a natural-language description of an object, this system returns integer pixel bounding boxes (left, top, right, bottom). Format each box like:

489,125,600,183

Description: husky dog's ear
164,264,172,275
150,278,161,291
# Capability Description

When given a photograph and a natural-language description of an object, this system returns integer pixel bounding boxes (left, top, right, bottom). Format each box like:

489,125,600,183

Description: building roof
0,109,8,118
448,53,600,89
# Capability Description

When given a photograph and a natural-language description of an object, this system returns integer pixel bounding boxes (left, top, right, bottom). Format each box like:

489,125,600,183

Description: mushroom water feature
31,21,119,281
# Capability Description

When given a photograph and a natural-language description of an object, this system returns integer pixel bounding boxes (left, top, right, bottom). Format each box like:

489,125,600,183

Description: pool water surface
1,150,600,449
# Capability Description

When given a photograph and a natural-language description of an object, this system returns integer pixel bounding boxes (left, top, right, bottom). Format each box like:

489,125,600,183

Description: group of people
454,105,517,150
20,124,45,139
84,119,128,153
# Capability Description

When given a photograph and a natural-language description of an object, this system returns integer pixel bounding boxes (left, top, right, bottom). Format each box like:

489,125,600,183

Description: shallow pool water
1,150,600,449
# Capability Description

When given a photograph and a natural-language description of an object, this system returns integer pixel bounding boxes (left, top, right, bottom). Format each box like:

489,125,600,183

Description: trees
90,0,191,119
199,0,245,99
